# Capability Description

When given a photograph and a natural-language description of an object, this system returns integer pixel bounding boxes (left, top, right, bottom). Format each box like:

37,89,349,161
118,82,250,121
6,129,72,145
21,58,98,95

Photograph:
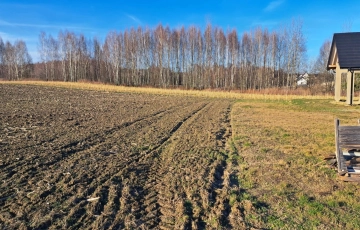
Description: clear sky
1,0,360,65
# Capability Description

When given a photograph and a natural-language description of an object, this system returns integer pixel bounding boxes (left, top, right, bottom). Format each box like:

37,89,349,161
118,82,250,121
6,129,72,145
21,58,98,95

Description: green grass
231,98,360,229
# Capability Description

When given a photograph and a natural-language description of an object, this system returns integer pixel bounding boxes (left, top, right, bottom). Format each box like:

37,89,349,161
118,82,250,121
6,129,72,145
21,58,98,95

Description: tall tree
14,40,32,79
0,37,5,78
313,39,332,91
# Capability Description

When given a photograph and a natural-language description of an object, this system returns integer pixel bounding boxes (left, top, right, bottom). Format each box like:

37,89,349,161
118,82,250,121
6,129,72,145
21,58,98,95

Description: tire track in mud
1,102,192,183
207,105,234,228
125,101,237,229
0,84,246,229
119,102,211,229
2,106,179,204
165,102,242,229
34,101,209,229
1,90,205,229
93,102,210,229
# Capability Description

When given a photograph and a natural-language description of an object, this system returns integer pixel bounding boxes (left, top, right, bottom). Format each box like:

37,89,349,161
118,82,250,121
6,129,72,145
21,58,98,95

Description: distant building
297,73,309,86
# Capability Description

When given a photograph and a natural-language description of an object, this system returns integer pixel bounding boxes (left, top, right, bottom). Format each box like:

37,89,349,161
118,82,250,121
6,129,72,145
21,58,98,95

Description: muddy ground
0,84,243,229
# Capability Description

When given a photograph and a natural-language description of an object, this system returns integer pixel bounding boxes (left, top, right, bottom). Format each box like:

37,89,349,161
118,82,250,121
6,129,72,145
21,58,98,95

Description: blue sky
1,0,360,64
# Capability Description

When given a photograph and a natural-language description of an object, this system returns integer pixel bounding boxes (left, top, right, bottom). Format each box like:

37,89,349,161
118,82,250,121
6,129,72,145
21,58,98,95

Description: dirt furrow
129,101,234,229
104,102,210,229
1,102,185,180
0,85,243,229
25,102,208,229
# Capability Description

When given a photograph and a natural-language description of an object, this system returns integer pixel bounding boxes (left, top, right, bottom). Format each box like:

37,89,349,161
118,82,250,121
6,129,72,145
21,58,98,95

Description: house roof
327,32,360,70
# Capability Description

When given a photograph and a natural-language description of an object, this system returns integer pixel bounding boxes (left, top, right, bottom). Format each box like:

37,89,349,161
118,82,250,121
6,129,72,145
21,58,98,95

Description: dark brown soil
0,84,241,229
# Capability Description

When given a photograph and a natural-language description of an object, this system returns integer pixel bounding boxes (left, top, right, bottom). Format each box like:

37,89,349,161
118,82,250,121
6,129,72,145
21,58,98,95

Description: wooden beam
328,44,338,69
331,45,337,66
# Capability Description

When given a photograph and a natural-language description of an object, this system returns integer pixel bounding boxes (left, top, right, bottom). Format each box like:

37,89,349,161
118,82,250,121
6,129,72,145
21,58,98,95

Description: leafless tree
0,37,5,78
33,20,308,91
2,40,32,80
312,39,333,91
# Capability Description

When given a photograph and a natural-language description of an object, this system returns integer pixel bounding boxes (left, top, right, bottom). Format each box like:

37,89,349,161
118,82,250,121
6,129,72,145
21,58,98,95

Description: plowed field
0,85,241,229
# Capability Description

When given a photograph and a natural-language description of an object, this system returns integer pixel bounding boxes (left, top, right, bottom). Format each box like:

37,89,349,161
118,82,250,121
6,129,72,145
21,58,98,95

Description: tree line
1,19,309,90
0,38,33,80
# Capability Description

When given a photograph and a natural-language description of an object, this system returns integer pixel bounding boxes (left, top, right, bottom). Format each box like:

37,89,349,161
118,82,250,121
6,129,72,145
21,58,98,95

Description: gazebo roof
327,32,360,70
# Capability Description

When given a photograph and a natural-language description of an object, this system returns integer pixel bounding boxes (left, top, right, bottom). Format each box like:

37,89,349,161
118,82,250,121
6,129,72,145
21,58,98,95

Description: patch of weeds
276,183,295,199
238,191,252,201
208,150,218,160
139,145,149,151
266,215,286,228
260,147,271,153
229,191,238,206
298,194,310,206
239,174,254,189
290,99,339,113
298,194,325,217
227,153,240,164
319,166,337,178
243,141,252,147
216,152,226,161
326,200,338,208
207,217,218,228
233,135,250,144
228,139,237,154
52,201,62,209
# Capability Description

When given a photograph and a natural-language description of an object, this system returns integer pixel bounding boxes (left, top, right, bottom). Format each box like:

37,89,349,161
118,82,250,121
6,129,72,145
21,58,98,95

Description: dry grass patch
231,98,360,229
0,80,334,100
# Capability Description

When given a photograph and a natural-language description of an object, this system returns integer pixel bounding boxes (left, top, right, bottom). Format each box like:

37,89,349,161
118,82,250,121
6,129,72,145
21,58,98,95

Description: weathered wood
339,126,360,131
339,135,360,139
334,118,360,177
340,142,360,148
335,118,348,174
324,155,336,160
339,139,360,143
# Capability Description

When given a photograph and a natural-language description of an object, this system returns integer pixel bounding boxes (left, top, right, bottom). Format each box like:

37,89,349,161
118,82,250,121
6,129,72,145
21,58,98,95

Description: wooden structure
328,32,360,105
335,118,360,181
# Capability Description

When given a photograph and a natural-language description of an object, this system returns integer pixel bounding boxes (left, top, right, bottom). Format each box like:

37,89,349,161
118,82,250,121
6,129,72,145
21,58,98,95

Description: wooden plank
340,137,360,140
323,155,336,160
339,135,360,138
339,126,360,131
335,119,341,173
340,156,347,170
335,119,348,173
339,144,360,148
339,128,360,132
339,134,360,138
339,140,360,145
339,143,360,146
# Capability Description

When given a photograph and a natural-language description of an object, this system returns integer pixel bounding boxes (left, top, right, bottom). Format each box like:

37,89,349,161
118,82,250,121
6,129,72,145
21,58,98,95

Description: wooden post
335,63,342,102
346,70,354,105
334,118,341,173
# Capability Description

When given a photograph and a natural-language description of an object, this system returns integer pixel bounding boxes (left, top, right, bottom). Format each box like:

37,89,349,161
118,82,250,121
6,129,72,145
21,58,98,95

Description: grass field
1,81,360,229
231,98,360,229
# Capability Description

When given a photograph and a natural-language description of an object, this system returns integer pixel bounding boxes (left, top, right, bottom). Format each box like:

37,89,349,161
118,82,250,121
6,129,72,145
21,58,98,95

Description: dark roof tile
329,32,360,69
